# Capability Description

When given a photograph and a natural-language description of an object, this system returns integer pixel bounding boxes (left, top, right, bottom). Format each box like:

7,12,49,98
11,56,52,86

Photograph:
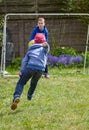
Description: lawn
0,68,89,130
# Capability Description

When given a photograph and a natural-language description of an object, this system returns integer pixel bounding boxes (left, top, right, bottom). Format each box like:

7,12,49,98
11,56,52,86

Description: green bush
6,48,89,70
81,51,89,67
50,47,89,68
7,57,22,70
49,47,85,68
51,47,78,56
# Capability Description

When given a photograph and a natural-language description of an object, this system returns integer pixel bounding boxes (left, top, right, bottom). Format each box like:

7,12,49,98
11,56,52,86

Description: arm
28,40,35,47
28,27,37,47
42,42,48,48
18,54,29,76
45,27,48,42
29,27,37,41
42,42,50,53
20,53,29,72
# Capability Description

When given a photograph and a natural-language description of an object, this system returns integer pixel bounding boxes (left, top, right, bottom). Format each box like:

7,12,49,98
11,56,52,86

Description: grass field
0,68,89,130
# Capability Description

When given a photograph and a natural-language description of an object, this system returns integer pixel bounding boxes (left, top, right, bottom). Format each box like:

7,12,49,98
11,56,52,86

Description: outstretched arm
28,40,35,47
42,42,48,47
42,42,50,53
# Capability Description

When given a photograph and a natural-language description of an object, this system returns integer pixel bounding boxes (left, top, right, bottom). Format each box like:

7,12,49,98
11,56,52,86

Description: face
38,20,45,30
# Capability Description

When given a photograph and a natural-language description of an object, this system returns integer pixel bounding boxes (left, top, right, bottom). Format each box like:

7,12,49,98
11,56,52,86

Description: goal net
0,13,89,76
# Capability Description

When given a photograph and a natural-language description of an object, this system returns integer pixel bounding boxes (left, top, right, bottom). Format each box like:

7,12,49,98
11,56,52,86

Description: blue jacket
29,26,48,42
20,43,50,72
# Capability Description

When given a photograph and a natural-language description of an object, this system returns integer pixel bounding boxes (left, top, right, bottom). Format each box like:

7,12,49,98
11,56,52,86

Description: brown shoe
11,98,20,110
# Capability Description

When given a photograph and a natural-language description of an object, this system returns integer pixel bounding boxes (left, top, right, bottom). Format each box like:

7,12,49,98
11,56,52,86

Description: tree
67,0,89,13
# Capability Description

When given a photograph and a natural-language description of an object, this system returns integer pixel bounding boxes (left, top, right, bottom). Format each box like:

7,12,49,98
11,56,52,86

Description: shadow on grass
8,109,23,115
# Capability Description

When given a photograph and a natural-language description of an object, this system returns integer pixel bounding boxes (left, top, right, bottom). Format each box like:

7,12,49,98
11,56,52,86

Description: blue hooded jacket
20,43,50,72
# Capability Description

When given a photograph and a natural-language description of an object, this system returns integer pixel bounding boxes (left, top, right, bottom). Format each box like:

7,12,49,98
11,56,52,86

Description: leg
11,68,33,110
44,64,48,74
44,65,50,78
27,70,42,100
13,68,32,99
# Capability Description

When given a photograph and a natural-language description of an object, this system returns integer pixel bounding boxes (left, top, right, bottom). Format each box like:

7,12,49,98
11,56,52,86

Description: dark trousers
44,64,48,74
13,68,43,100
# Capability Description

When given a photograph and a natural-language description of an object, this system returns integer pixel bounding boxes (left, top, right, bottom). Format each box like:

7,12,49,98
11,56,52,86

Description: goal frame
0,13,89,76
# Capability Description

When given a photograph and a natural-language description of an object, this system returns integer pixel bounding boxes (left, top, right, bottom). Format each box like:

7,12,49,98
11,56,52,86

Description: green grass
0,68,89,130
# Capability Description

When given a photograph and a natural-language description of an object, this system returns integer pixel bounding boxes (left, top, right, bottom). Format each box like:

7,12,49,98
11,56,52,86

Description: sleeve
45,28,48,42
43,43,50,54
28,40,35,47
47,43,50,53
20,53,29,72
29,27,37,41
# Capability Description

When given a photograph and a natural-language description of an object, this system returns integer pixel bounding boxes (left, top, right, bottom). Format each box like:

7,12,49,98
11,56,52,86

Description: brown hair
38,17,45,23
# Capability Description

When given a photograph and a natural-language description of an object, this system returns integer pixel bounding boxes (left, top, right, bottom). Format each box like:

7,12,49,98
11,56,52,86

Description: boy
11,33,50,110
28,17,49,78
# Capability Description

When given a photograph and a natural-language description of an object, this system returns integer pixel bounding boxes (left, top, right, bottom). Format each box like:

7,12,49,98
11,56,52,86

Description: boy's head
34,33,46,43
37,17,45,30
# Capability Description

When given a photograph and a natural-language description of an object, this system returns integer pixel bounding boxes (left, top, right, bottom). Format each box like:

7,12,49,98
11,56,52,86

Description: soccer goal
0,13,89,76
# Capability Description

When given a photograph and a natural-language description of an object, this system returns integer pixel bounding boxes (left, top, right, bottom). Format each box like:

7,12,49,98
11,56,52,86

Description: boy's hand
28,40,35,47
18,71,22,77
42,42,48,47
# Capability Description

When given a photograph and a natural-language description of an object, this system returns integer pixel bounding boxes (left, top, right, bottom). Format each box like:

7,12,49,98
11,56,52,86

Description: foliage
72,0,89,13
51,47,78,56
66,0,89,13
48,54,83,68
7,57,22,70
0,0,2,2
48,47,84,68
49,0,89,13
6,47,85,70
81,51,89,67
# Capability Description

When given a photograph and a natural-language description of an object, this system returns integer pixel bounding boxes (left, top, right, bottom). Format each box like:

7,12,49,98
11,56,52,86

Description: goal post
0,13,89,76
84,24,89,74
